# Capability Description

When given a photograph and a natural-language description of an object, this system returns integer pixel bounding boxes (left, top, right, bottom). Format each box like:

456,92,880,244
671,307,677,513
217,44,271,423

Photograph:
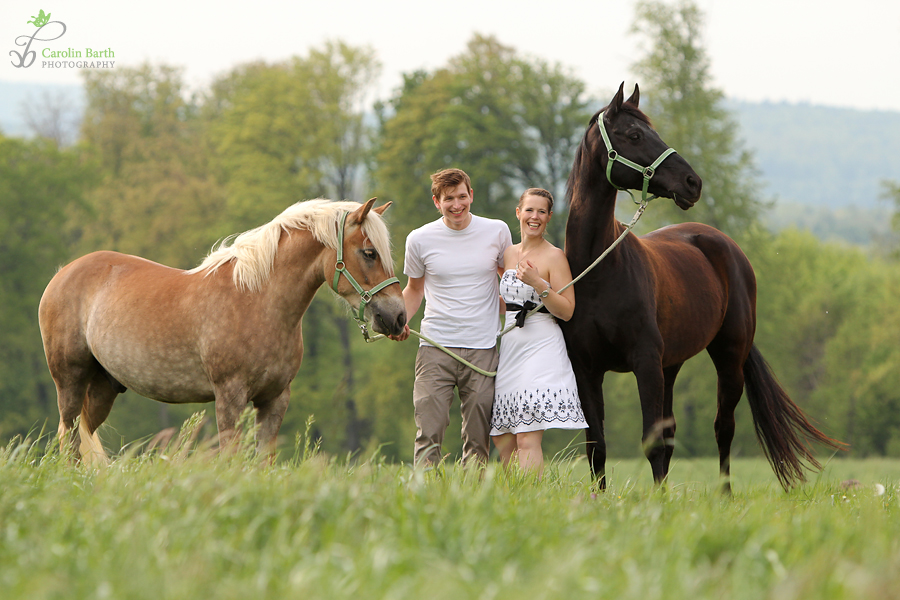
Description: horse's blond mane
187,199,394,292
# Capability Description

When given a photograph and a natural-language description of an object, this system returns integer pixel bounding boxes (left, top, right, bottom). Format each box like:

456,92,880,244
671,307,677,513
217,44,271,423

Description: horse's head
331,198,407,338
587,83,702,209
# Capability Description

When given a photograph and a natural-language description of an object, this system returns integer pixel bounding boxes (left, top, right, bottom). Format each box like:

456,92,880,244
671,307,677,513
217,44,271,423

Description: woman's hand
516,259,547,293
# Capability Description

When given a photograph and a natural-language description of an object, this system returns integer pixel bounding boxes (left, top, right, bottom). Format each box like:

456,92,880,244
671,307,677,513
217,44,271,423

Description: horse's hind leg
707,342,747,495
78,370,121,463
662,363,683,476
55,375,90,459
53,365,118,462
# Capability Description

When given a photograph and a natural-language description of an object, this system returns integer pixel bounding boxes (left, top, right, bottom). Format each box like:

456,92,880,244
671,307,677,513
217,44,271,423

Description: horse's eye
362,249,378,261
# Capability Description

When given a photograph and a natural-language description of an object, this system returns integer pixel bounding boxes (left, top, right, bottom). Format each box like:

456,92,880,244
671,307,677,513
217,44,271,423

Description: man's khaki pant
412,345,499,466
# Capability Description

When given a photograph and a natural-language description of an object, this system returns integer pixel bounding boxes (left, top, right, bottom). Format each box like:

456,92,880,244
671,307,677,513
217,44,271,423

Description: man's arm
389,276,425,341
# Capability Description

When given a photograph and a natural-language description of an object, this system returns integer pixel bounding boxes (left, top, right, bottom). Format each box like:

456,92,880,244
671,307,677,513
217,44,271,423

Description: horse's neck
565,174,624,269
267,235,328,323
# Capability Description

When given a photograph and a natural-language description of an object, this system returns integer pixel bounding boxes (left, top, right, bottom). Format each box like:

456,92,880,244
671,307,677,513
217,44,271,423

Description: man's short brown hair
430,168,472,200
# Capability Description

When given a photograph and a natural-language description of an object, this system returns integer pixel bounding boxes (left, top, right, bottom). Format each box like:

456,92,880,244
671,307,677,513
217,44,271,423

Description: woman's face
516,194,552,239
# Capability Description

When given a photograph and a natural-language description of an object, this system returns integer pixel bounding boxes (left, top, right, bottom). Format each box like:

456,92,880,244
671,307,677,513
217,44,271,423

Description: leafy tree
375,34,592,245
807,252,900,455
304,41,381,201
78,64,225,269
750,230,869,451
203,60,310,227
205,42,380,229
881,179,900,259
0,135,95,438
374,69,457,234
630,0,765,238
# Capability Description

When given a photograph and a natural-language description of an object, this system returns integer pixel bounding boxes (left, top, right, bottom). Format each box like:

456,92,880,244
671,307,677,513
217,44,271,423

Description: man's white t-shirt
404,214,512,349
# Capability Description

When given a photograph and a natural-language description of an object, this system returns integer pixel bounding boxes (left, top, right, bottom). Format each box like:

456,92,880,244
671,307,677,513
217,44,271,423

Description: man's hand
389,323,411,342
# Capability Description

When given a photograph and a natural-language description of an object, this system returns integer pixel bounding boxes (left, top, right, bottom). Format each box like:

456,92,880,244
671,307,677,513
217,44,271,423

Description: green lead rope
365,200,650,378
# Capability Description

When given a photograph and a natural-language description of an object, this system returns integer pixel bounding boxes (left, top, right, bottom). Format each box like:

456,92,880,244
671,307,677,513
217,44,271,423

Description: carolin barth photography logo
10,8,116,70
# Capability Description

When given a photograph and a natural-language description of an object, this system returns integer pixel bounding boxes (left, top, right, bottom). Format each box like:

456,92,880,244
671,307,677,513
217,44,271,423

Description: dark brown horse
561,83,844,491
39,198,406,462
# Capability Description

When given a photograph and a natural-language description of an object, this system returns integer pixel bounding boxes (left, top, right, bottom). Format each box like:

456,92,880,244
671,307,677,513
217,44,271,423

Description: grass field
2,421,899,600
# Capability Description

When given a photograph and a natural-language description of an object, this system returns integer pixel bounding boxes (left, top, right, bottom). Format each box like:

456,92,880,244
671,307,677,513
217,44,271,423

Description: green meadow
2,420,898,600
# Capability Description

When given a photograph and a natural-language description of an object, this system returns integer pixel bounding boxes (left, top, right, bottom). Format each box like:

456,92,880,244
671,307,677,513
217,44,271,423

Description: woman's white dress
490,270,587,435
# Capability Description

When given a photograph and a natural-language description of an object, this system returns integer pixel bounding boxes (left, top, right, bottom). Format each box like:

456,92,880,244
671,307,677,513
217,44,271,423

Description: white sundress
490,270,587,435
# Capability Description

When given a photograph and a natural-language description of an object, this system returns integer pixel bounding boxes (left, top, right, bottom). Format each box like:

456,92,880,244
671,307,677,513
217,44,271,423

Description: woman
490,188,587,476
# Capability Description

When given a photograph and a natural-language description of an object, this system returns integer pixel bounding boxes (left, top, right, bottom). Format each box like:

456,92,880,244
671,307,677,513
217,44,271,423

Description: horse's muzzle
673,173,702,210
372,302,407,337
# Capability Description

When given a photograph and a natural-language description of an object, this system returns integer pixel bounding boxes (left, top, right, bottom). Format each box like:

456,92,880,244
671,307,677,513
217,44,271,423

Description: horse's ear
609,82,626,116
350,197,377,224
373,201,392,216
626,83,640,107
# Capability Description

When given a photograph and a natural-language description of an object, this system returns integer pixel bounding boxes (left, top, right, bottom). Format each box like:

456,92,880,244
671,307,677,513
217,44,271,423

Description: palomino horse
561,84,844,491
39,198,406,461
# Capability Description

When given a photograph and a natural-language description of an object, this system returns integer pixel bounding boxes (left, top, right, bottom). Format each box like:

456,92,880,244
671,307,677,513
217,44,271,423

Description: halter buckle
356,319,372,341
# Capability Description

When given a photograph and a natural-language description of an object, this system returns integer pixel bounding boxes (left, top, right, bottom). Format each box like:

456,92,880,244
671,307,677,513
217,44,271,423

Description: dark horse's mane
565,103,653,205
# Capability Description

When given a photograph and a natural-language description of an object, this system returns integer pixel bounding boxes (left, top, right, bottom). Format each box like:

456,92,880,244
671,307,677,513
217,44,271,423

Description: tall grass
1,416,898,600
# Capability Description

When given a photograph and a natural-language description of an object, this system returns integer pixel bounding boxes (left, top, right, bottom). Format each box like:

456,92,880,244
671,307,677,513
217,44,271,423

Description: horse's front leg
661,362,683,475
254,388,290,458
633,349,668,486
573,368,607,489
213,383,250,452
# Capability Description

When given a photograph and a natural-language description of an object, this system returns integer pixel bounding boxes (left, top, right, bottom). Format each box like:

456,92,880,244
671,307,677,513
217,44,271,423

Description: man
391,168,512,466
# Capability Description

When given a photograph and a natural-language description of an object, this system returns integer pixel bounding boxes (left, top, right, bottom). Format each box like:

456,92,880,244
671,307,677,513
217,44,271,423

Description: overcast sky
3,0,899,112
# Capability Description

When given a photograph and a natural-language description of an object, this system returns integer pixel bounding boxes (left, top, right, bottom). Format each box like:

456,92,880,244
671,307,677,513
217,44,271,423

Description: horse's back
648,222,755,297
40,251,192,361
638,222,756,361
642,222,753,290
41,251,182,326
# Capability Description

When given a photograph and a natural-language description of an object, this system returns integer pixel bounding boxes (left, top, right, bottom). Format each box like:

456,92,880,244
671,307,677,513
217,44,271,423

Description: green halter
331,211,400,341
596,110,678,204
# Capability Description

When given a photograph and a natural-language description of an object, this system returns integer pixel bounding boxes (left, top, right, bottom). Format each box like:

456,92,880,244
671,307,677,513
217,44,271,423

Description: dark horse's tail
743,345,847,489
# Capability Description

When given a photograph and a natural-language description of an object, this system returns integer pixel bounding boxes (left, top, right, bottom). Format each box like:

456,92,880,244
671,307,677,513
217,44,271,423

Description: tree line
2,1,899,463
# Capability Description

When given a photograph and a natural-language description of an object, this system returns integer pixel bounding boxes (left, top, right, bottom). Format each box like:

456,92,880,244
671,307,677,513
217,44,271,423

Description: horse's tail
743,345,846,489
78,410,109,466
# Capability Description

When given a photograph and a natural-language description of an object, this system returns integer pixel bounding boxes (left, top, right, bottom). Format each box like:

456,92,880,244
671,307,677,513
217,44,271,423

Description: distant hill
729,100,900,210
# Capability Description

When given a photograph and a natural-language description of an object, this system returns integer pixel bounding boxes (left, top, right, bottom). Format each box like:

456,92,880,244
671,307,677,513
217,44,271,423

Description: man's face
433,182,473,231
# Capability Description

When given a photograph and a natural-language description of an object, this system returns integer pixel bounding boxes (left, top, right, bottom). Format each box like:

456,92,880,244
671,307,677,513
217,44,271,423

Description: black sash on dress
505,301,550,328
